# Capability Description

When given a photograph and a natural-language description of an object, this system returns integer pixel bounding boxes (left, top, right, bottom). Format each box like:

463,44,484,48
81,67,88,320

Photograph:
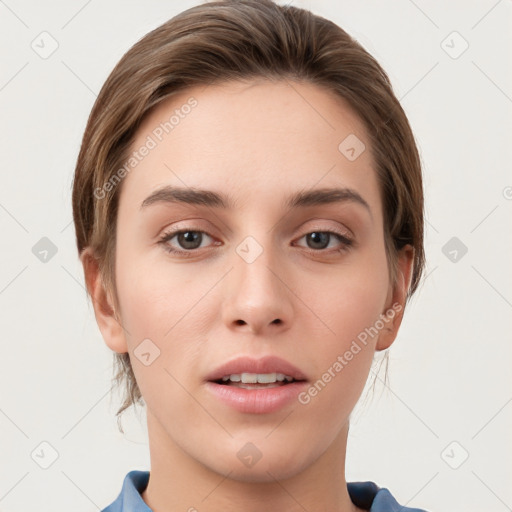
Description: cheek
114,250,211,396
325,277,388,343
301,251,389,394
115,242,199,335
297,284,385,428
310,251,389,343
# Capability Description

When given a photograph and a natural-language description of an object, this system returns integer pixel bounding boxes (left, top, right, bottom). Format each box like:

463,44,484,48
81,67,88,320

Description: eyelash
157,227,354,258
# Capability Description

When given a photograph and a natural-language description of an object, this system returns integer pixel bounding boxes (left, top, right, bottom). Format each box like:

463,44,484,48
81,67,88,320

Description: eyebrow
140,185,372,218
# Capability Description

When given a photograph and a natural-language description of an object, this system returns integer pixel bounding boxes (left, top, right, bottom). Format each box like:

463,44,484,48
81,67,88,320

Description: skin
82,79,414,512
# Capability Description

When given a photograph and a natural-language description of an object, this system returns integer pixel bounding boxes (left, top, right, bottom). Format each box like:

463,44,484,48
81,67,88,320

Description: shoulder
347,481,430,511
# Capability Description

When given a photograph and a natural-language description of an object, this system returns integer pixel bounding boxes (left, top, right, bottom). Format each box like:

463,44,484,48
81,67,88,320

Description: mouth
204,355,309,413
211,372,305,389
205,355,309,387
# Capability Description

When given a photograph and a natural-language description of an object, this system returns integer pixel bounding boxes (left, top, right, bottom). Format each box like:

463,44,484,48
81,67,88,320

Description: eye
158,228,216,256
157,227,354,258
295,230,354,253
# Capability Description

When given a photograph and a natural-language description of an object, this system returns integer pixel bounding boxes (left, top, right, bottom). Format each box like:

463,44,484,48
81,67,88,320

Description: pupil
308,232,329,249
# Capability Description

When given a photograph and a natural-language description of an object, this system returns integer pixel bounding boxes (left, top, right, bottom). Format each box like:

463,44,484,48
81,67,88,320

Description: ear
80,247,128,354
376,244,415,351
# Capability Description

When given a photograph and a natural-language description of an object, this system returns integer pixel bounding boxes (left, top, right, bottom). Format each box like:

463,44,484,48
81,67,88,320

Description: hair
72,0,425,432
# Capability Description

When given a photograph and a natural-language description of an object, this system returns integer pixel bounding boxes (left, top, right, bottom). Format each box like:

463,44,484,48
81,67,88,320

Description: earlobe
376,244,415,351
80,248,128,354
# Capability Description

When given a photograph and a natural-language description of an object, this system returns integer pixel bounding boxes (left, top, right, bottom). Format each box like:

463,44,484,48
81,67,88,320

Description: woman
72,1,429,510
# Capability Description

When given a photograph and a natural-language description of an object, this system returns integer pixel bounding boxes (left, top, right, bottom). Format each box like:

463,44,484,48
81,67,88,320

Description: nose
221,239,293,336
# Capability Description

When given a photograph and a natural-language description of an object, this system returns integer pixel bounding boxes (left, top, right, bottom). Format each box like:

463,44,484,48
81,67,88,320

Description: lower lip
204,381,308,414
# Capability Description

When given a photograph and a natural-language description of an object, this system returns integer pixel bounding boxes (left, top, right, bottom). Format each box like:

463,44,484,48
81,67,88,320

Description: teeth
255,372,276,384
221,373,295,384
241,372,259,383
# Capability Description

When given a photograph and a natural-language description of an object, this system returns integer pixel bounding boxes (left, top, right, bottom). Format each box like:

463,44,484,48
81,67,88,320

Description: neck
141,409,363,512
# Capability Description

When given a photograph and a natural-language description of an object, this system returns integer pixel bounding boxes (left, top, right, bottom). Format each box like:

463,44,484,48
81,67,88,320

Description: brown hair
72,0,425,431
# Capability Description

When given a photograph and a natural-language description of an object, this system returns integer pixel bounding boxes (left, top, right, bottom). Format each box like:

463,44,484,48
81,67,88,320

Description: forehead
118,79,380,217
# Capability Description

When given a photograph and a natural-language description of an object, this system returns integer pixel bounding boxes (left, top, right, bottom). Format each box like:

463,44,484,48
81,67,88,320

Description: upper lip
205,355,308,382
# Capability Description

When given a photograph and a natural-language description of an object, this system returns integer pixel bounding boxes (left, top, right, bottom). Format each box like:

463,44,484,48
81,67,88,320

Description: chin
218,460,309,484
202,440,313,484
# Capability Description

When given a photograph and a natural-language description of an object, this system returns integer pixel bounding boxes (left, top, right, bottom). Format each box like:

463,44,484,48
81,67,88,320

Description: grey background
0,0,511,511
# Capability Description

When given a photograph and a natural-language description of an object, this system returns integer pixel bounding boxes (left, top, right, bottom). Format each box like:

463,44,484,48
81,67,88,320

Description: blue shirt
102,470,430,511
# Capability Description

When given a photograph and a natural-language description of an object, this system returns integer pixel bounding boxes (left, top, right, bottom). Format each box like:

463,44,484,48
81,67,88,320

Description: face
92,79,412,482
